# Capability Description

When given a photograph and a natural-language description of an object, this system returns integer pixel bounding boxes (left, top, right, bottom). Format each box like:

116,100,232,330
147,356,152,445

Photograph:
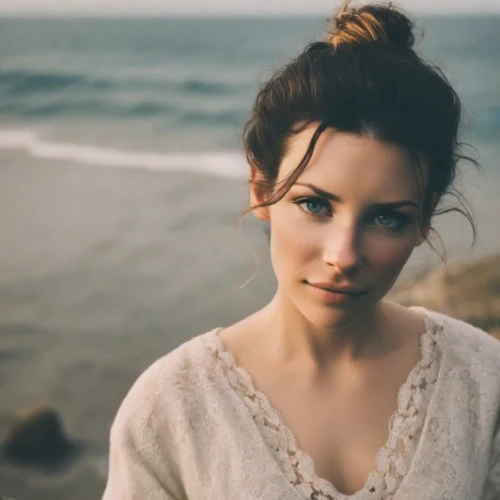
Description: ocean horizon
0,16,499,173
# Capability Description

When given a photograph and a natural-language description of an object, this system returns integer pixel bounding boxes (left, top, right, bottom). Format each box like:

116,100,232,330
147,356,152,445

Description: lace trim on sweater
208,308,443,500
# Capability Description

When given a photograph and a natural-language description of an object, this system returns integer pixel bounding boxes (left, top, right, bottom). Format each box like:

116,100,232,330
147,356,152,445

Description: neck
260,292,399,375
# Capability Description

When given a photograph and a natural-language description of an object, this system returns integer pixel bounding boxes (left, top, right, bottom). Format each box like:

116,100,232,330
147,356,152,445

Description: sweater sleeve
101,360,186,500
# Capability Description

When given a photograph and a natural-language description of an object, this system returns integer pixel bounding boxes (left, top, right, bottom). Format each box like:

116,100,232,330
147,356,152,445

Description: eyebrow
294,182,420,210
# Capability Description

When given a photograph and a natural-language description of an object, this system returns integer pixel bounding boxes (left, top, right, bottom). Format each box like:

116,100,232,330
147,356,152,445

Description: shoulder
110,328,219,436
420,307,500,377
418,308,500,449
102,330,220,497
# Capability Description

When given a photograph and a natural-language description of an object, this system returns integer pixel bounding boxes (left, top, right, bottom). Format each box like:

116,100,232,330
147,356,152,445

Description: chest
218,327,424,496
256,369,404,495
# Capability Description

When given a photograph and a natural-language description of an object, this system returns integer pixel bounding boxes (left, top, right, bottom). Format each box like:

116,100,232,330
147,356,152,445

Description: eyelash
293,196,411,232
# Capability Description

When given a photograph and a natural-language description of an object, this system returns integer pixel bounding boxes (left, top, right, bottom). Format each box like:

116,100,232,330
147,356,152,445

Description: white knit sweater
102,307,500,499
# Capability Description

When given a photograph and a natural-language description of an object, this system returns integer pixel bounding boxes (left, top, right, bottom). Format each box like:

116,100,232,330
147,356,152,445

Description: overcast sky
0,0,499,16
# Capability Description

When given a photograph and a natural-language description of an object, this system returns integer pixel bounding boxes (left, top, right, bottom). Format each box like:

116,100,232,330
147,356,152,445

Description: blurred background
0,0,499,498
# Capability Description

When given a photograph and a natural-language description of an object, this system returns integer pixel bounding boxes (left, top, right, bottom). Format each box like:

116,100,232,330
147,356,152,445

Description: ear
249,165,271,222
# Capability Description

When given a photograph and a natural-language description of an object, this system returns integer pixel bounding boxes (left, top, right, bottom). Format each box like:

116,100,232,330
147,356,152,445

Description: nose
322,223,363,273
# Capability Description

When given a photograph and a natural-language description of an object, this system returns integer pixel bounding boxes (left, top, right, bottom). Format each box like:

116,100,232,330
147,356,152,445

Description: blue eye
295,197,331,216
374,212,408,230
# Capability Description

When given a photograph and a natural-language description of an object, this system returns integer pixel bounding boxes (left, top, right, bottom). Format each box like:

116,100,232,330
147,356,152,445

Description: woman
102,1,500,499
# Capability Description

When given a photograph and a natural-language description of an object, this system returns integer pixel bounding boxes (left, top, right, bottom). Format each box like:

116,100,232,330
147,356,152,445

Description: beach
0,15,499,499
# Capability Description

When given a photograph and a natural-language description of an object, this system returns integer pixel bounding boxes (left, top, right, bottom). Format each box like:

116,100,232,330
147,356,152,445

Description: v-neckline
207,306,442,499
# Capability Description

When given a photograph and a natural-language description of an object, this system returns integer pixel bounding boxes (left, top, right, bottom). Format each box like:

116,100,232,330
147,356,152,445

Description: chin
295,289,378,330
295,299,360,330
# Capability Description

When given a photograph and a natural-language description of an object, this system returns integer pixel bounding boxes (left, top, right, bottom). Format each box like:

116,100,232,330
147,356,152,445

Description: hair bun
328,1,415,51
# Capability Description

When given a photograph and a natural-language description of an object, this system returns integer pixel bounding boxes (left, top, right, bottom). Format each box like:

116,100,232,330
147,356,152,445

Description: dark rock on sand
1,405,83,469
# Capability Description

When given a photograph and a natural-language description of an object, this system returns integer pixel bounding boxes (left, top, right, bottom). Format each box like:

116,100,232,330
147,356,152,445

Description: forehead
279,125,423,201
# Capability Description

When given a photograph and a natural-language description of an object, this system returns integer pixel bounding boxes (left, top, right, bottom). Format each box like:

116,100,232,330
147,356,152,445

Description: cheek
366,236,415,275
269,209,316,273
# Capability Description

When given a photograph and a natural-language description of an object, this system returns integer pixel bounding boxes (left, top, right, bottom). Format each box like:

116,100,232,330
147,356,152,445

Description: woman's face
251,125,427,329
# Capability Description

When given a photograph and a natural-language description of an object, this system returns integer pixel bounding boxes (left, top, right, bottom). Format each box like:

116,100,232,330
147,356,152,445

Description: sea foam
0,128,247,179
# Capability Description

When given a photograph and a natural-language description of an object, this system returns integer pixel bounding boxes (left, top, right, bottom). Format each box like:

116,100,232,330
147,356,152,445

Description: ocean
0,15,499,499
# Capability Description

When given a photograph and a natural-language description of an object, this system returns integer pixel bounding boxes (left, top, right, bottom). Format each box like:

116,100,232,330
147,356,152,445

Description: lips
307,282,366,305
307,282,366,295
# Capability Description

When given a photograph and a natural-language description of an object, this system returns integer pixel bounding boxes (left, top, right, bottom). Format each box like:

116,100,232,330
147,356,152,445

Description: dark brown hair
238,0,479,261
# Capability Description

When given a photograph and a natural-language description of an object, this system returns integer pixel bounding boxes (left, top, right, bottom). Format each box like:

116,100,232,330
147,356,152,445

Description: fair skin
219,124,430,494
